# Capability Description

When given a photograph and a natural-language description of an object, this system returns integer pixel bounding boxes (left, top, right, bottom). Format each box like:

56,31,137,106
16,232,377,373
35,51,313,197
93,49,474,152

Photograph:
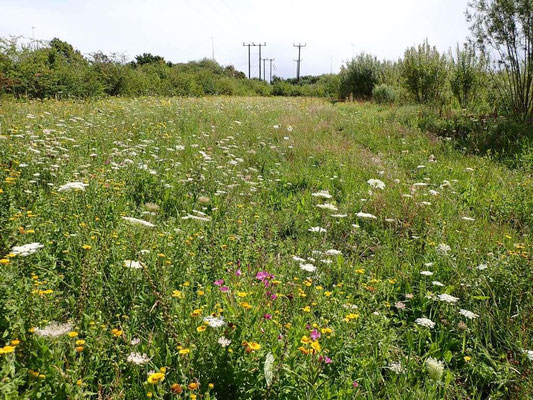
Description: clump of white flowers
367,179,385,190
425,357,444,381
415,318,435,329
203,316,226,328
122,216,155,228
58,182,89,192
127,352,150,365
459,309,479,319
438,293,459,304
34,322,73,338
11,242,44,256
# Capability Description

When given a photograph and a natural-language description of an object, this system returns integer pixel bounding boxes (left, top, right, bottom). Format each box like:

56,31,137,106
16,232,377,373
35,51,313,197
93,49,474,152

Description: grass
0,96,531,399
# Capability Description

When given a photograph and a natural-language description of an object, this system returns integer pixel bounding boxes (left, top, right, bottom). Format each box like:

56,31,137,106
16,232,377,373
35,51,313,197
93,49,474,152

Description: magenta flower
235,268,242,277
264,313,272,320
310,329,321,340
352,381,359,388
214,279,224,287
220,286,229,292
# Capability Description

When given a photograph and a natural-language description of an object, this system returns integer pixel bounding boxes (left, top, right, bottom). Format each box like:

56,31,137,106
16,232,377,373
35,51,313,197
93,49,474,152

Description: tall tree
468,0,533,119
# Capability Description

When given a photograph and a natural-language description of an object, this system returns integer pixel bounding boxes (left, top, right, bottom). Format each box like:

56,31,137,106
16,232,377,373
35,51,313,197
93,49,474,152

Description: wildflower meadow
0,97,531,399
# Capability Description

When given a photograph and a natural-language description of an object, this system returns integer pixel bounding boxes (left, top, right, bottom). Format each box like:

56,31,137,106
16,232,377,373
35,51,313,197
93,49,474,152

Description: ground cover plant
0,97,531,399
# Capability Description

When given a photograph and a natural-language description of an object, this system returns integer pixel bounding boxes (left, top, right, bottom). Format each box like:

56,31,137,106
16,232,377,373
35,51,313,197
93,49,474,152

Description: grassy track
0,97,531,399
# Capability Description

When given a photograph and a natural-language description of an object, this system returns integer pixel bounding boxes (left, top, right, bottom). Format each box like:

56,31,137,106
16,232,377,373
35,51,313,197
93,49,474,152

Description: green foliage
0,97,530,399
467,0,533,120
449,44,487,109
401,40,448,105
372,84,398,104
339,53,382,99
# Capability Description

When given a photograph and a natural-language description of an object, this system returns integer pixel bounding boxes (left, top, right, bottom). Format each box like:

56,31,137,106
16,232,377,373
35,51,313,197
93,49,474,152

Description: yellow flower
68,331,79,338
247,342,261,351
147,372,165,384
75,339,86,346
0,259,9,264
171,290,184,298
75,346,84,352
76,379,82,386
191,309,202,317
10,339,20,346
355,268,365,274
196,325,206,332
179,348,190,355
208,383,214,389
82,245,91,250
301,306,311,312
237,292,247,298
301,336,311,344
324,291,332,297
464,356,472,362
111,328,123,337
310,341,321,353
188,382,199,390
0,345,15,354
240,302,252,309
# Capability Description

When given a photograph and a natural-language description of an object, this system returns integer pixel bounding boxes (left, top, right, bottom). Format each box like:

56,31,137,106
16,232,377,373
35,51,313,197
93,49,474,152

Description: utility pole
267,58,275,83
258,42,266,80
293,43,306,82
242,43,253,79
243,42,266,79
262,58,266,81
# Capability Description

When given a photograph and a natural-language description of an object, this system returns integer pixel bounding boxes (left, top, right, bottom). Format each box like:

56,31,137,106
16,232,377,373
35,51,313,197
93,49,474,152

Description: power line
242,42,266,80
293,43,306,82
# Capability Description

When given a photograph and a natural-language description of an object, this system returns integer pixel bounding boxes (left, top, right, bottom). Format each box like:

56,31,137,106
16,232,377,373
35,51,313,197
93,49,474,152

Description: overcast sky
0,0,471,78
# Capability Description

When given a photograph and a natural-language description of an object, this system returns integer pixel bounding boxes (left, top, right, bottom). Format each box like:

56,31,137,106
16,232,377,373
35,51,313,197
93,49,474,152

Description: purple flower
352,381,359,388
235,268,242,277
270,293,277,300
214,279,224,287
310,329,321,340
264,313,272,320
220,286,229,292
324,356,332,364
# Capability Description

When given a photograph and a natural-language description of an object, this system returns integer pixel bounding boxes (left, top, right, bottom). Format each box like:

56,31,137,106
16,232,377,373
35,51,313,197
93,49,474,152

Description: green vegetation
0,97,531,399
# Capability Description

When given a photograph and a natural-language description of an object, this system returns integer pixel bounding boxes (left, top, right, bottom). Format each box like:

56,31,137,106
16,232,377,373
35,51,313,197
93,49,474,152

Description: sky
0,0,471,79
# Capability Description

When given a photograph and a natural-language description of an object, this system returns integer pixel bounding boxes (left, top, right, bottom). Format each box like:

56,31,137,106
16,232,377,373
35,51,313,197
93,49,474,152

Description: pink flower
220,286,229,292
352,381,359,388
214,279,224,287
310,329,321,340
264,313,272,320
235,269,242,277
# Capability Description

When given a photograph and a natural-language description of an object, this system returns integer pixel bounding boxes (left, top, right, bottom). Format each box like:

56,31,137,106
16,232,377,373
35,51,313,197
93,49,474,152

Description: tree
467,0,533,119
339,53,382,99
401,40,448,104
449,43,486,108
134,53,165,66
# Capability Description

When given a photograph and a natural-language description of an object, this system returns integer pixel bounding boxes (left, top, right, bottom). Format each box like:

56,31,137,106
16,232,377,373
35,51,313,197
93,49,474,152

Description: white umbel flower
34,322,73,338
438,293,459,304
127,352,150,365
58,182,88,192
203,316,226,328
316,203,338,211
356,212,377,219
11,242,44,256
367,179,385,190
122,216,155,228
459,309,479,319
311,190,332,199
300,263,317,272
415,318,435,328
426,357,444,381
124,260,144,269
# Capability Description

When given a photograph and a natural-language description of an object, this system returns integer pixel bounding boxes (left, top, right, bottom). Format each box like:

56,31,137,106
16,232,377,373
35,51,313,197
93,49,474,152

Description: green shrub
339,53,382,99
372,84,397,104
401,40,448,105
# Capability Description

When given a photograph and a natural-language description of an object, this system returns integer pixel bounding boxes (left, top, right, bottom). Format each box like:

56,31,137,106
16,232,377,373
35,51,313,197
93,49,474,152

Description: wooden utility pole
258,43,266,80
242,43,253,79
262,58,266,81
267,58,275,83
293,43,306,82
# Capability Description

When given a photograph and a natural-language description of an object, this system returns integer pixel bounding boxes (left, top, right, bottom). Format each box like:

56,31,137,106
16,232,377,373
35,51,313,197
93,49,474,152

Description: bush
339,53,382,99
372,84,397,104
401,40,448,105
